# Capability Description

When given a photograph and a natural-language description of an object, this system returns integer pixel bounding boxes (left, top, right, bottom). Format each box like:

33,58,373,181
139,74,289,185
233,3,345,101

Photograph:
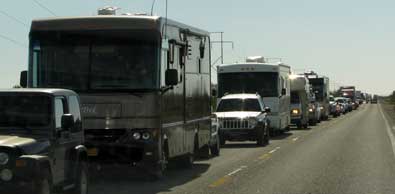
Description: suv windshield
216,98,262,112
0,94,51,128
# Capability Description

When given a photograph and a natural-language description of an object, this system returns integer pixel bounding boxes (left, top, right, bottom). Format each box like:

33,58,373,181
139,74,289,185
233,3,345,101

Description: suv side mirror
61,114,74,131
281,88,286,96
20,71,27,88
264,107,271,113
165,69,178,86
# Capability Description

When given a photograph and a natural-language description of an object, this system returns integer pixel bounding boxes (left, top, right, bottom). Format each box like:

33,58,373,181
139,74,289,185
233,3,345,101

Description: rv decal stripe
185,116,211,124
162,121,184,128
162,116,211,128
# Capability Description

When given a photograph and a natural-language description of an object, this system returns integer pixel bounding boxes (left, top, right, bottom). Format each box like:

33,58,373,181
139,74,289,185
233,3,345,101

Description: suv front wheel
34,170,51,194
70,163,88,194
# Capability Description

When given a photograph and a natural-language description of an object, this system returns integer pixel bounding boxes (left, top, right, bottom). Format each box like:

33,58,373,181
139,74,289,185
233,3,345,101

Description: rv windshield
30,32,159,91
0,95,52,128
218,72,278,97
216,98,262,112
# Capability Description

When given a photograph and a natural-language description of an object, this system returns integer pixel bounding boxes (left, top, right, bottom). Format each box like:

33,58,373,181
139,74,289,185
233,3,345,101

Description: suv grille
219,118,253,129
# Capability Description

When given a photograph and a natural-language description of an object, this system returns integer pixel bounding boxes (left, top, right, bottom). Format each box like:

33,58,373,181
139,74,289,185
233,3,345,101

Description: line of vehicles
0,7,373,194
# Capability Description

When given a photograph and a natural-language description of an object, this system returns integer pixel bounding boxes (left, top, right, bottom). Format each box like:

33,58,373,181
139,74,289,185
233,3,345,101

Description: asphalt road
90,104,395,194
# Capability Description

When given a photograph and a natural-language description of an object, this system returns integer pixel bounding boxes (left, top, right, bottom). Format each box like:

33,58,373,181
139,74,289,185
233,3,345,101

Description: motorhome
290,74,310,128
217,56,291,134
21,8,217,177
305,72,330,120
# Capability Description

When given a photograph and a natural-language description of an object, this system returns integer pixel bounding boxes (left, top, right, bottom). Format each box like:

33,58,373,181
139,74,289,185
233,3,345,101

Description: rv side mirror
61,114,74,131
212,89,217,97
281,88,286,96
20,71,27,88
264,107,271,113
165,69,178,86
199,42,205,58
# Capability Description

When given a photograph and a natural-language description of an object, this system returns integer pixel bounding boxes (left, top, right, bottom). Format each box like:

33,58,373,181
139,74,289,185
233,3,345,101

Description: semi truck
217,56,291,134
21,7,218,178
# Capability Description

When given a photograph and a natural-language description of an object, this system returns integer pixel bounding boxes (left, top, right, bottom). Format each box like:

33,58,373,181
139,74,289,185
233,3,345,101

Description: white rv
290,74,310,128
217,56,291,134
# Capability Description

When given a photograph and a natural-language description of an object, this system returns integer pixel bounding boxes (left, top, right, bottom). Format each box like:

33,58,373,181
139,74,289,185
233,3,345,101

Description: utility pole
210,31,224,63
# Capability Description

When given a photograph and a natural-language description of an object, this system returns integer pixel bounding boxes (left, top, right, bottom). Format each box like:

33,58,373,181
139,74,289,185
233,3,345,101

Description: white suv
215,93,271,146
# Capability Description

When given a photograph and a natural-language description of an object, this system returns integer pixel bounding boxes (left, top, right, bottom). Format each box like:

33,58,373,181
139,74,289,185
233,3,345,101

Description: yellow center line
209,175,232,188
258,153,271,160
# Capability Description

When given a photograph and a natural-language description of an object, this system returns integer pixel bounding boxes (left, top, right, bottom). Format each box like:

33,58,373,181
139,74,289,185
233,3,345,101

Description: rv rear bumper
85,141,160,166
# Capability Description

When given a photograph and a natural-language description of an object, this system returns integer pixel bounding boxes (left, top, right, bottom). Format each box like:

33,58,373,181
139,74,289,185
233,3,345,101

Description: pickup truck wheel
256,125,267,146
70,163,88,194
219,136,226,146
210,135,220,156
34,171,51,194
263,125,270,145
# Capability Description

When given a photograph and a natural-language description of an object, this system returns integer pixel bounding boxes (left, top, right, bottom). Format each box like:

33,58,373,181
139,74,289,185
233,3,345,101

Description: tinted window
218,72,278,97
0,95,52,128
217,98,262,112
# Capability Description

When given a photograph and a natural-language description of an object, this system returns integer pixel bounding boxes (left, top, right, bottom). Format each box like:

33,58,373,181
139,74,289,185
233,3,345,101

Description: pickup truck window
217,98,262,112
55,98,65,130
68,95,82,132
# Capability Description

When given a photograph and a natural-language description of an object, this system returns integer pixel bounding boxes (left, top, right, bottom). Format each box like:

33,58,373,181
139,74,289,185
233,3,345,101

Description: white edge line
378,104,395,158
269,149,276,154
228,168,243,176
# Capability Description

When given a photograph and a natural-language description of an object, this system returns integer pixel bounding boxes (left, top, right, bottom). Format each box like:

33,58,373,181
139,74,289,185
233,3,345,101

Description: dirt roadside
381,101,395,125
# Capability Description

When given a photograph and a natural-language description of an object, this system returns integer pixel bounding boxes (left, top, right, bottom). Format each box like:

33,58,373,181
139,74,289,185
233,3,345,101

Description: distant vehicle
345,98,354,112
217,56,291,134
340,86,359,109
371,95,378,104
21,9,217,178
290,75,310,128
215,93,271,146
329,95,341,117
335,97,349,114
305,72,330,120
0,89,88,194
307,89,321,125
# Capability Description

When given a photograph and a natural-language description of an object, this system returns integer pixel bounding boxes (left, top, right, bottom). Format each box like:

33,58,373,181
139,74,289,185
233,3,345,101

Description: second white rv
290,74,310,128
217,56,291,134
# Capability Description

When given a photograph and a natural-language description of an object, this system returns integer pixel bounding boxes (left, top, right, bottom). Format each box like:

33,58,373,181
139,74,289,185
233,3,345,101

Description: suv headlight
248,118,258,127
0,153,9,165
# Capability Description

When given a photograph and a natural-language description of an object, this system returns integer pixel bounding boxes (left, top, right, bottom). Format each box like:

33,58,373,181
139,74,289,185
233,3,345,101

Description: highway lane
90,104,395,194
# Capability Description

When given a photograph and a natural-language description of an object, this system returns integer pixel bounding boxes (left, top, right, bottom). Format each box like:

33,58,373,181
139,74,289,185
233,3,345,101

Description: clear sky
0,0,394,95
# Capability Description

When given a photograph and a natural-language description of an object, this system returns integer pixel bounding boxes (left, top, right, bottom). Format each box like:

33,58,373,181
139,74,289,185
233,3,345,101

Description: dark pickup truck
0,89,88,194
